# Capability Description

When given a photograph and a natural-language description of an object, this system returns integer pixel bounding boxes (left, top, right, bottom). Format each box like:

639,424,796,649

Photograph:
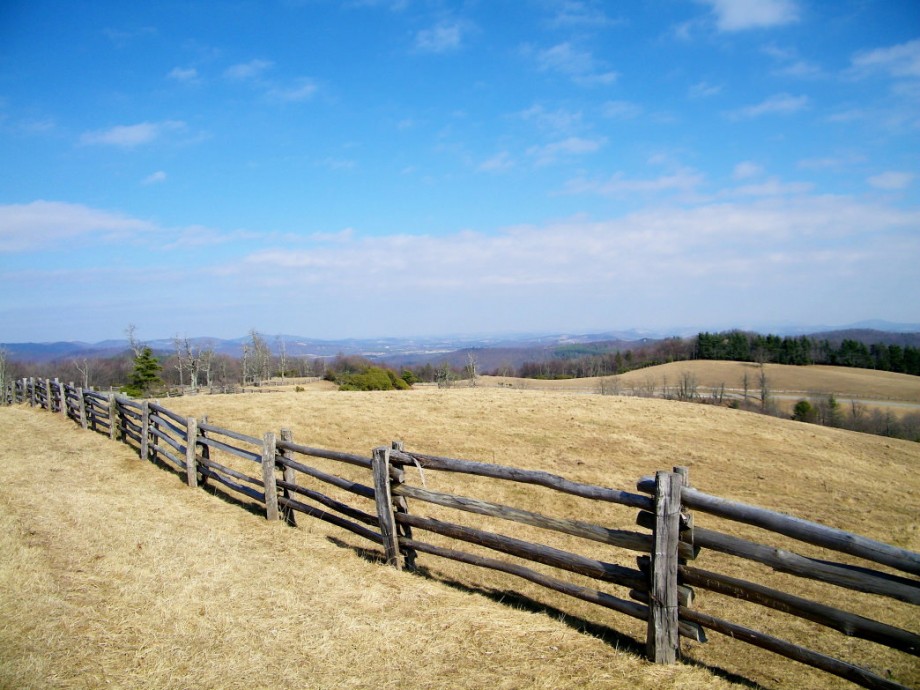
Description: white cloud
231,196,920,301
533,42,618,86
728,177,813,197
601,100,642,119
142,171,167,185
868,171,914,190
268,78,317,102
0,201,154,252
549,1,620,28
700,0,800,32
565,168,704,196
479,151,514,172
518,104,583,133
527,136,606,165
688,81,722,98
851,39,920,79
732,161,763,180
79,120,186,148
415,22,464,53
224,59,273,80
167,67,199,82
731,93,809,119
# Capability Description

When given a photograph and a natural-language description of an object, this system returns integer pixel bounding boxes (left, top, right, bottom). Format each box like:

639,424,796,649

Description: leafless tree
277,336,287,383
199,342,215,388
759,365,771,412
741,371,751,404
709,382,726,405
172,335,186,388
248,329,271,385
125,323,143,358
72,358,92,389
465,352,479,387
597,375,621,396
676,371,698,401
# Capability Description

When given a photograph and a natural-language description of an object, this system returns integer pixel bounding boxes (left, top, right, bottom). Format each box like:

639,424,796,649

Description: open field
478,361,920,414
1,388,918,689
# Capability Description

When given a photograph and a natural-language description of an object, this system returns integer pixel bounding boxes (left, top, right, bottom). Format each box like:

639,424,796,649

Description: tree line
694,331,920,374
502,332,920,380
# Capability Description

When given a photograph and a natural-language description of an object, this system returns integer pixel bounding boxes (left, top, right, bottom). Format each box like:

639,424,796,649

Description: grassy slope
2,387,918,689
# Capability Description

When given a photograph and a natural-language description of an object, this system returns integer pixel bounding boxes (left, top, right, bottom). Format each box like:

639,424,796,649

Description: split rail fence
4,377,919,689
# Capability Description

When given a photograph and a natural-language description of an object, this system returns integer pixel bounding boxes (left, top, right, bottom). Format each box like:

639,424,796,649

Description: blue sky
1,0,918,343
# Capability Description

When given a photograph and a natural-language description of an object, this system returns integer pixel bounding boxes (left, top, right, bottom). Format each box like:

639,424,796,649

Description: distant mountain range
3,321,919,364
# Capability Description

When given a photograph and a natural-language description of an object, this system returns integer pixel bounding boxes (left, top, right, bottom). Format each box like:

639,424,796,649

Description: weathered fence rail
3,377,918,689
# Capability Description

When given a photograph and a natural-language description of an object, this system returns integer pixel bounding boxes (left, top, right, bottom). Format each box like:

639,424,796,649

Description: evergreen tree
125,347,163,396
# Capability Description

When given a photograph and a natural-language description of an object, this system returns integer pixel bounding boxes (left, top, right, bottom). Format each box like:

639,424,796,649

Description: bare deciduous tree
72,358,92,389
125,323,144,358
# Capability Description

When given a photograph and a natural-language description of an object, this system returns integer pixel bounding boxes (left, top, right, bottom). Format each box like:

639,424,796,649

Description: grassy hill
1,387,918,688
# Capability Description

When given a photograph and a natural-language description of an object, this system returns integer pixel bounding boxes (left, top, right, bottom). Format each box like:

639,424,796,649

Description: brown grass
1,387,918,689
480,361,920,409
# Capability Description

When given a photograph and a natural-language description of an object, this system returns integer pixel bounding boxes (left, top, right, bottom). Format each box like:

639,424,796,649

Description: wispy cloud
688,81,722,98
548,1,620,29
732,161,763,180
167,66,199,83
224,59,273,80
414,22,465,53
79,120,186,148
532,42,618,86
699,0,800,32
868,171,914,190
479,151,514,172
0,201,154,252
850,39,920,79
267,78,317,102
730,93,808,119
527,136,606,165
142,171,167,185
564,168,704,196
518,104,583,134
601,100,642,119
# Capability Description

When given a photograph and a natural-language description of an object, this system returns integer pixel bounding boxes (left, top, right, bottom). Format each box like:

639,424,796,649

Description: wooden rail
2,377,918,689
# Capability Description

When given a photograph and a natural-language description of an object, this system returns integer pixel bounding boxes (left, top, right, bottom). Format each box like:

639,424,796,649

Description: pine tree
126,347,163,396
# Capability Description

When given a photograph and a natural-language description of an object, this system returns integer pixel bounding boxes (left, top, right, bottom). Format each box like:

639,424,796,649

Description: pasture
1,382,918,688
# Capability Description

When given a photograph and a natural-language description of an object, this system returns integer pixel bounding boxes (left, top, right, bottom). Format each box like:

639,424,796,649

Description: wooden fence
3,376,919,689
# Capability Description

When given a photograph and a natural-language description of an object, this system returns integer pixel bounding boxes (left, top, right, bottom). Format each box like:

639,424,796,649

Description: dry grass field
479,361,920,412
1,384,918,689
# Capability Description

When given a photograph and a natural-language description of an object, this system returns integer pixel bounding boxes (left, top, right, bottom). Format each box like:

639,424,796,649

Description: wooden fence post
76,387,88,430
108,395,117,441
198,416,209,488
261,432,279,521
372,446,402,569
391,441,417,571
44,379,52,411
647,470,682,664
279,428,298,527
185,417,198,488
29,377,36,407
56,380,65,417
140,400,150,461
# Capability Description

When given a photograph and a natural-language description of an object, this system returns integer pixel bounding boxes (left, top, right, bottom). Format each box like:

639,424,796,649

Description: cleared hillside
479,361,920,410
1,389,918,689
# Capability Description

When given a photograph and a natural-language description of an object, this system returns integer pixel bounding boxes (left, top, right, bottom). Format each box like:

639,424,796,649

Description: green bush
336,365,410,391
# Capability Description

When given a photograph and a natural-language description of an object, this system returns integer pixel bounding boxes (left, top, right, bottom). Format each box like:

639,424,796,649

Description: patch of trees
792,395,920,442
510,338,694,380
322,355,412,391
695,331,920,375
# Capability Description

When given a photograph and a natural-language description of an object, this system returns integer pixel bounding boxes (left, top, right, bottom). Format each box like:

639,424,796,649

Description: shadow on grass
325,535,762,689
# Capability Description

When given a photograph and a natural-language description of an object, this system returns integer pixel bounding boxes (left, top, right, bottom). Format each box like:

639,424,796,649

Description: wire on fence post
391,440,417,571
372,446,402,569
